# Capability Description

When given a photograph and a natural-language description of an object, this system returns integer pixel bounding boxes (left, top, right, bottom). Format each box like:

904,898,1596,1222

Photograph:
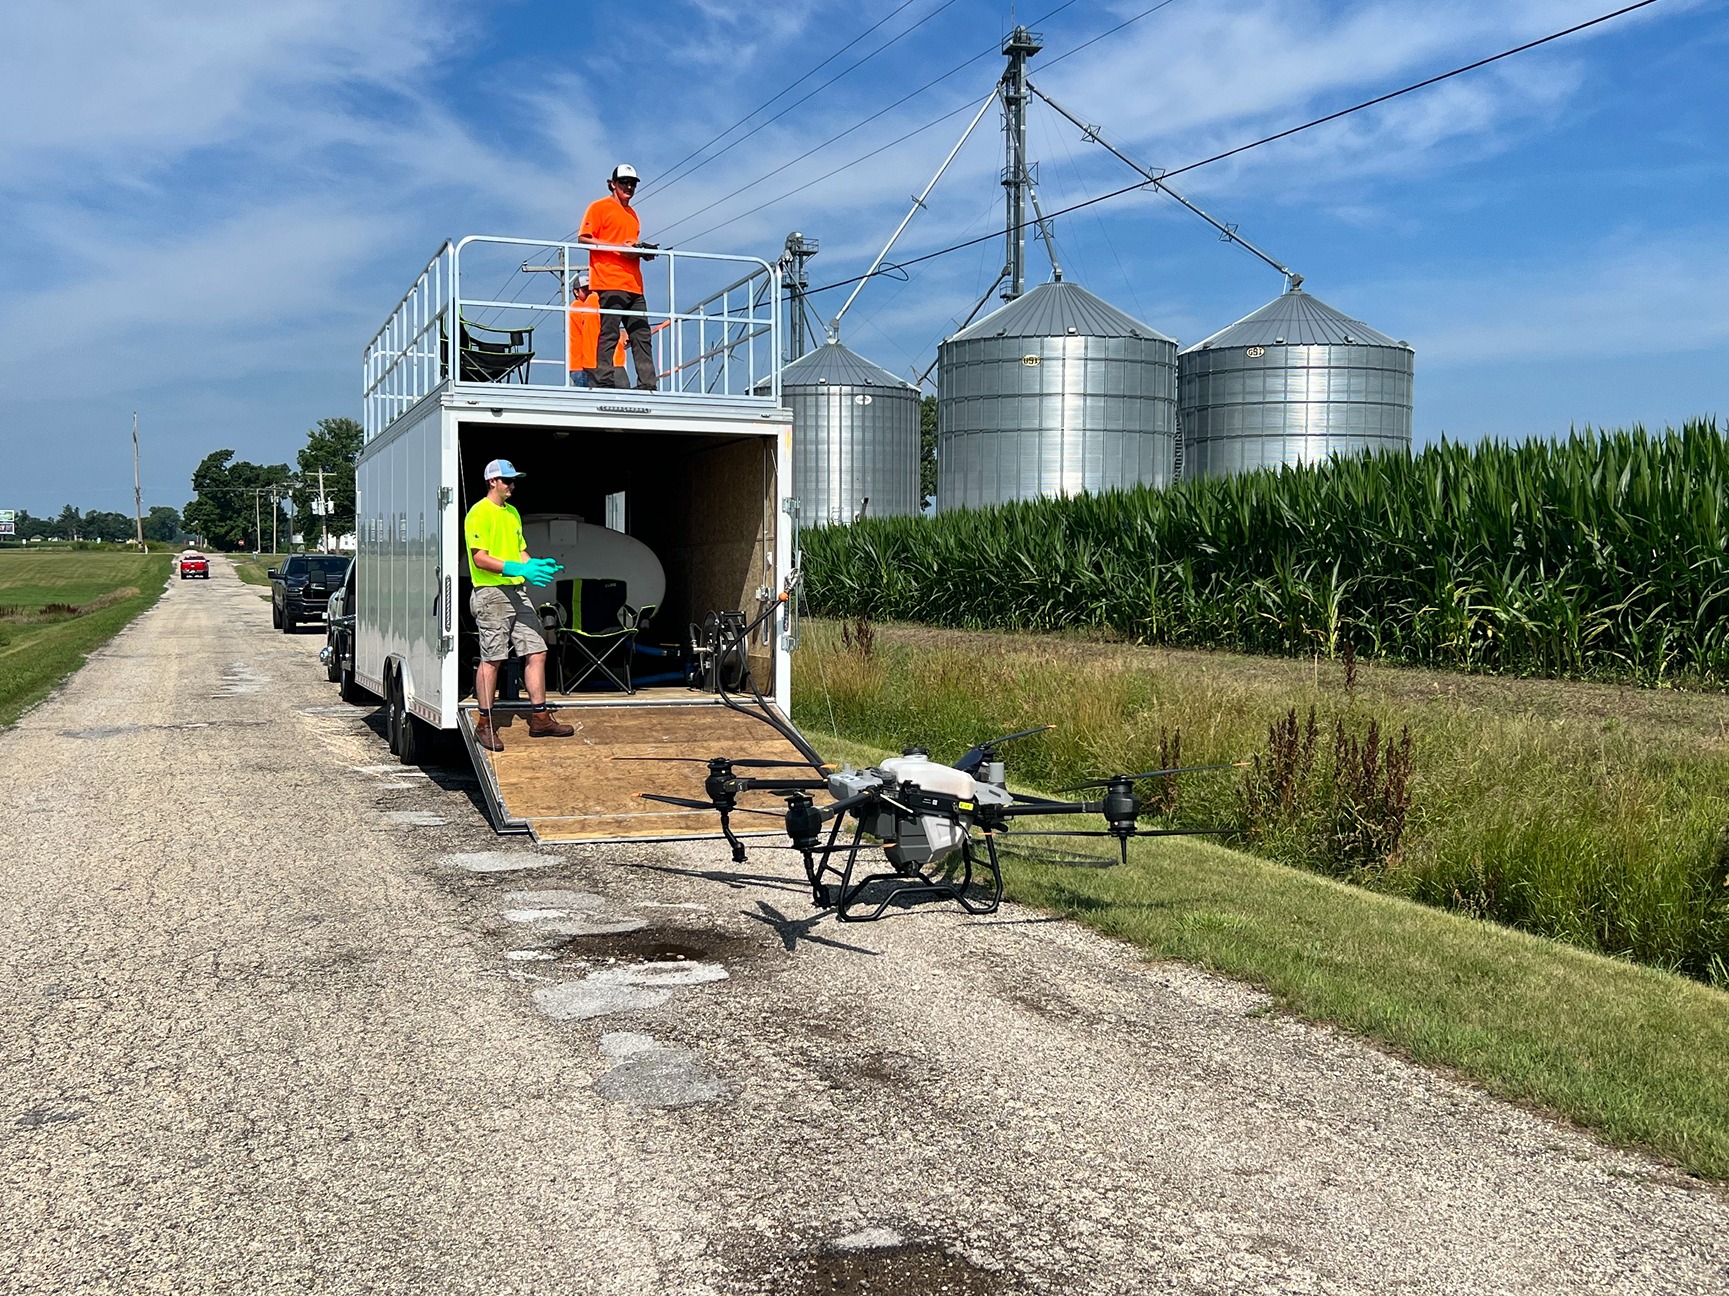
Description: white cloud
1386,230,1729,366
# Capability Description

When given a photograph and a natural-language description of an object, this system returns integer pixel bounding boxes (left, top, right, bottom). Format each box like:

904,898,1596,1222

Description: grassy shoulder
806,728,1729,1181
0,551,172,725
232,554,287,588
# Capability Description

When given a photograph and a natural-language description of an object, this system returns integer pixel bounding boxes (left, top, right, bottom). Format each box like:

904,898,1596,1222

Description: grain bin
936,281,1177,511
782,342,921,524
1179,288,1413,478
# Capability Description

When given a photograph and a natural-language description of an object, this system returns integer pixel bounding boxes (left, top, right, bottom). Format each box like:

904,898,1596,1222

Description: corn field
802,420,1729,683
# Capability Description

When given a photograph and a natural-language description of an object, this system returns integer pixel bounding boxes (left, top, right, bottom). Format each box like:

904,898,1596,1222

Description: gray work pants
596,291,657,390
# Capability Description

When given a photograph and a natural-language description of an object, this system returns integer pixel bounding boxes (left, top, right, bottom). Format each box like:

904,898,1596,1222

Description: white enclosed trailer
357,235,814,843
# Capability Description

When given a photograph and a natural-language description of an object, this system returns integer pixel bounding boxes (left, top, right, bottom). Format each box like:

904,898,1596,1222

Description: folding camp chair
544,578,652,694
440,318,535,383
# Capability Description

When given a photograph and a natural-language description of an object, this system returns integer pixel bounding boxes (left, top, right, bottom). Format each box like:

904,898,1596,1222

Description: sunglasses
614,179,638,189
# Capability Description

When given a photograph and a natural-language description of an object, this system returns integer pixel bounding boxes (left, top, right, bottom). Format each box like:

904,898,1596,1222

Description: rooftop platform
363,234,786,442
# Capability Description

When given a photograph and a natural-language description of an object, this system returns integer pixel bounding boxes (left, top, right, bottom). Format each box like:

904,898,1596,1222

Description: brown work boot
475,713,504,752
527,708,574,738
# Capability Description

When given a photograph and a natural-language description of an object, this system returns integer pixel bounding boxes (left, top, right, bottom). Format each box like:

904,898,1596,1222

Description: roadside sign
0,522,15,536
0,510,14,523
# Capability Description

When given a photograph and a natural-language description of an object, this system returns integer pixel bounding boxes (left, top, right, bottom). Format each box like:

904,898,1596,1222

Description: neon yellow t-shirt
464,497,526,586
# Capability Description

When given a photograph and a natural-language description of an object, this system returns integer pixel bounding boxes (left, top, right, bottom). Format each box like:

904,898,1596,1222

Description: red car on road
178,551,209,580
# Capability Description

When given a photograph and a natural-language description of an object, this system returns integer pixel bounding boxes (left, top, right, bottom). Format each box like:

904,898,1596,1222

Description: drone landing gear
801,821,1004,923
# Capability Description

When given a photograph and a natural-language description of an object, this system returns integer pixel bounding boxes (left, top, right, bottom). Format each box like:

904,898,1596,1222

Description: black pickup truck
270,554,352,633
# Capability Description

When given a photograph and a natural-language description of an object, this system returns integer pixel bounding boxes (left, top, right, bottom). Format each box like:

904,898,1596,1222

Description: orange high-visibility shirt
568,294,600,369
579,195,644,294
567,295,629,370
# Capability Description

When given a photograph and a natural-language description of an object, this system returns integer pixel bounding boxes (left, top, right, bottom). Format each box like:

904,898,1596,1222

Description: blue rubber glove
515,557,563,585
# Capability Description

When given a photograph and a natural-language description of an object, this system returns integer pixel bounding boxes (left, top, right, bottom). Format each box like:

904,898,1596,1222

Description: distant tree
293,417,362,546
80,509,134,543
184,450,293,552
142,505,182,543
919,395,938,512
55,504,81,540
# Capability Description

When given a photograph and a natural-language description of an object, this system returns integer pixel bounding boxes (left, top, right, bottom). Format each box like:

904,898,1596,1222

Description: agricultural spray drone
623,728,1244,923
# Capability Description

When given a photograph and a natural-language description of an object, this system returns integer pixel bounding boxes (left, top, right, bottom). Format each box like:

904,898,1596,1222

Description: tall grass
803,421,1729,684
791,624,1729,986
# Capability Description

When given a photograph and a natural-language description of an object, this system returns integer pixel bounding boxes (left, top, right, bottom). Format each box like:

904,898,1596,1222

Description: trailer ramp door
460,698,819,843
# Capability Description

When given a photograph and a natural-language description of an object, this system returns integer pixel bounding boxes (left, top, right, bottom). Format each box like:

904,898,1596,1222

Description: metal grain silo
936,281,1177,511
782,342,921,524
1179,288,1413,479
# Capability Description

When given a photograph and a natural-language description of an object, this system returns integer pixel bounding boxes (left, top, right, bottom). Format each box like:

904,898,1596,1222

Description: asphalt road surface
3,558,1726,1295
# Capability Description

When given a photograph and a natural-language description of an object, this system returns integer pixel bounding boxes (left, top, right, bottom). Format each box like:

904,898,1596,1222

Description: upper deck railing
362,235,783,441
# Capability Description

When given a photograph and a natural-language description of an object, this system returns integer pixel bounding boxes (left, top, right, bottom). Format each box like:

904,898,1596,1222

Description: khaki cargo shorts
471,584,549,662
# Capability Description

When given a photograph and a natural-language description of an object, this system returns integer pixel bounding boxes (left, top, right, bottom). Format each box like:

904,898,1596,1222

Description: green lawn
232,553,287,588
0,551,171,724
808,729,1729,1180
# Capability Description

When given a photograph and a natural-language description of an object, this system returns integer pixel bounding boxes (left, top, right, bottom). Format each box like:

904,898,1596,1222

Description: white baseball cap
483,459,525,480
610,163,639,184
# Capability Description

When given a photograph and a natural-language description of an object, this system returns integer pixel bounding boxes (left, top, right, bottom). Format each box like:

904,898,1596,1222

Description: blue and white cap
483,459,525,480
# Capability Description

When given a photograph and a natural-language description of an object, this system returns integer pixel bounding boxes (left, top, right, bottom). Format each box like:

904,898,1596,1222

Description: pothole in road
555,927,764,968
776,1239,1013,1295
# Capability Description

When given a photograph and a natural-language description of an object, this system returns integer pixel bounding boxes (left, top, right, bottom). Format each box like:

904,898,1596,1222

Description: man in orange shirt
567,272,629,387
567,271,600,386
578,163,657,390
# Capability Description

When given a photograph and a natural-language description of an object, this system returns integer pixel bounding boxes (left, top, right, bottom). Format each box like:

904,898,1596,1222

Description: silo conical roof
782,341,916,389
950,280,1175,344
1183,288,1406,352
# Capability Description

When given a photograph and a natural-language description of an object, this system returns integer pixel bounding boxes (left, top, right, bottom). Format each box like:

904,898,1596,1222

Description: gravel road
2,558,1725,1295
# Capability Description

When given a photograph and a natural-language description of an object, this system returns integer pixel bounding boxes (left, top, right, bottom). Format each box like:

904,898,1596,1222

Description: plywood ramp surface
477,702,819,843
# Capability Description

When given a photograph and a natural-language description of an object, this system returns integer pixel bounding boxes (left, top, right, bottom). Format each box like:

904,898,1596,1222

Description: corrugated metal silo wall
788,382,922,525
1178,342,1413,478
936,333,1177,511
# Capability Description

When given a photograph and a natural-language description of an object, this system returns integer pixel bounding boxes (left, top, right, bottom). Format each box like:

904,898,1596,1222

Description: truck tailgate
460,699,820,843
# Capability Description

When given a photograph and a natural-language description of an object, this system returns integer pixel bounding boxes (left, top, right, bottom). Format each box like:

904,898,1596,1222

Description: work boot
528,708,574,738
475,713,504,752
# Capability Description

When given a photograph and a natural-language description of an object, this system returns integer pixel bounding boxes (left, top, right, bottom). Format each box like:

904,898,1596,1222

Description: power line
664,0,1180,247
647,0,964,200
678,96,988,246
647,0,928,196
799,0,1664,298
1037,0,1182,74
657,0,1084,243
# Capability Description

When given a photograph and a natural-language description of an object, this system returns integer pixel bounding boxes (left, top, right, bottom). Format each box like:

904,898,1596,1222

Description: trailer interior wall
452,425,779,693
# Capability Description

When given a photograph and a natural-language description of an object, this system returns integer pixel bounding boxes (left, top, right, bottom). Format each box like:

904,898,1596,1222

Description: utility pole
131,411,145,550
270,486,279,555
999,25,1042,301
780,232,819,362
254,489,262,556
317,467,329,552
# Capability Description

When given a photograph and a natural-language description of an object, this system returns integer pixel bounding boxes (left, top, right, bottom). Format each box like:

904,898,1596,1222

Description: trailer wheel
324,637,341,682
339,666,373,707
384,669,403,756
271,602,281,629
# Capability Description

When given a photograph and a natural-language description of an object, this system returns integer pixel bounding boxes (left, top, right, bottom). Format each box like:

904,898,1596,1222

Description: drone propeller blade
639,793,719,810
954,724,1055,773
1057,761,1250,793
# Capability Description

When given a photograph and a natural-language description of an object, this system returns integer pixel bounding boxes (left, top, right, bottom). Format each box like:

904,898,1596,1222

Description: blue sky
1,0,1724,517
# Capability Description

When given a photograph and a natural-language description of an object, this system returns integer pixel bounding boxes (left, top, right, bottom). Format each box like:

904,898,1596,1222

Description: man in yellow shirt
465,459,573,751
